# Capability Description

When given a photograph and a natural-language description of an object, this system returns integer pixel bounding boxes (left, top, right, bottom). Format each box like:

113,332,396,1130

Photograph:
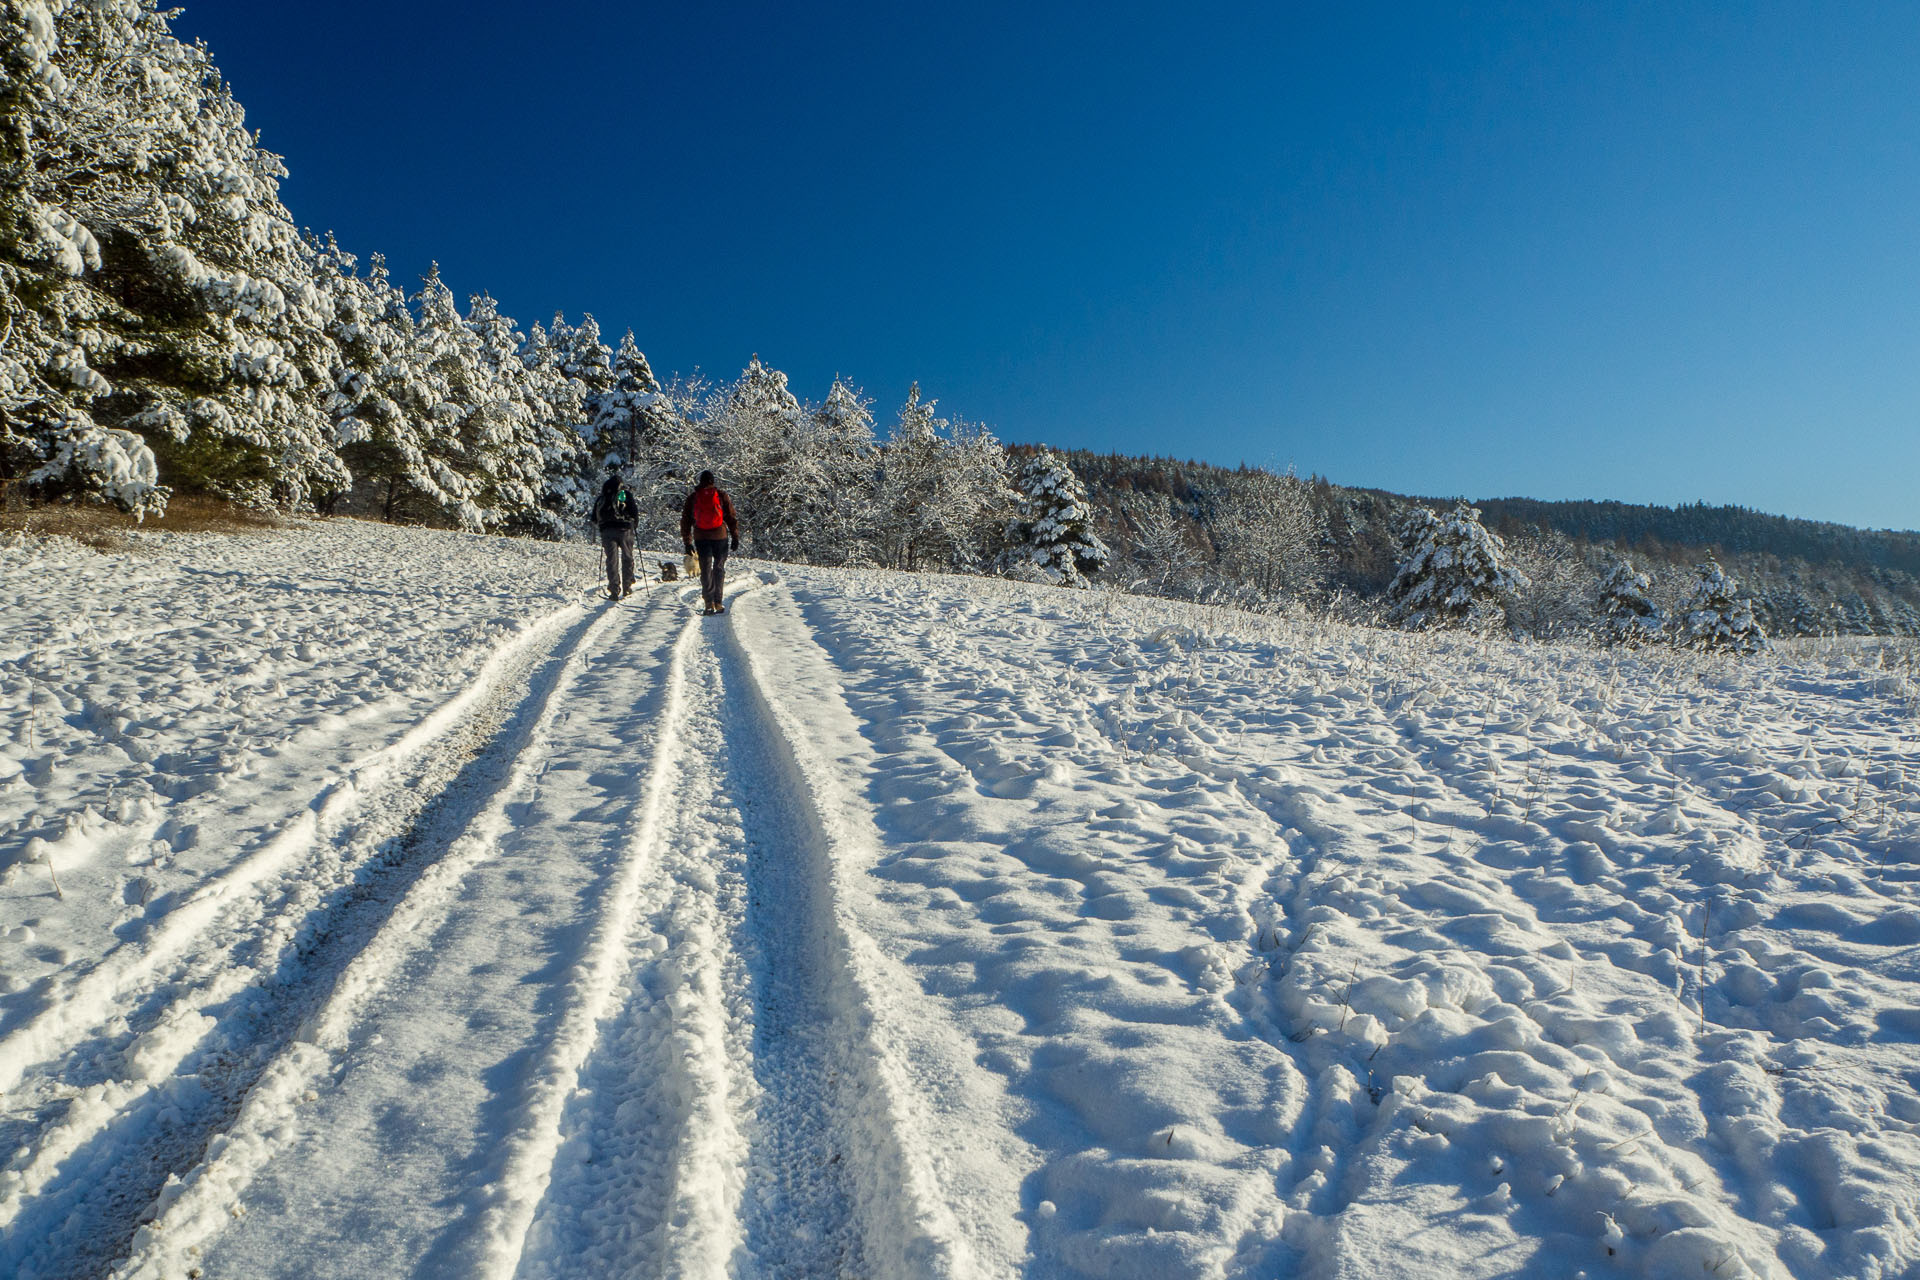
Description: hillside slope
2,523,1917,1278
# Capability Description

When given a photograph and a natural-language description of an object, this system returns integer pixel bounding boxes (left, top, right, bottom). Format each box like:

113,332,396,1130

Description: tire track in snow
462,590,720,1279
722,581,978,1279
514,591,897,1280
520,580,976,1280
0,597,613,1280
0,596,593,1099
93,589,665,1280
722,630,867,1280
511,631,757,1280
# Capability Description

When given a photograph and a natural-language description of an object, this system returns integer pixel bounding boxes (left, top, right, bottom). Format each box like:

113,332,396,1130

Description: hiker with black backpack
593,467,640,600
680,470,740,614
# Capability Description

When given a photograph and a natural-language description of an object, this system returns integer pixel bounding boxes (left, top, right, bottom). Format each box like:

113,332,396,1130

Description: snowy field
2,520,1917,1280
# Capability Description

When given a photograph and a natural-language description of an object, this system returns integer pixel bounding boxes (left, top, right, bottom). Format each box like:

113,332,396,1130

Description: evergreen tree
463,292,553,534
544,312,614,511
586,329,693,538
1597,557,1665,645
1386,501,1529,629
522,319,577,448
0,0,349,514
312,242,410,514
551,313,614,426
371,263,504,529
591,330,661,473
1679,558,1767,653
514,319,590,532
1005,448,1109,586
709,356,803,554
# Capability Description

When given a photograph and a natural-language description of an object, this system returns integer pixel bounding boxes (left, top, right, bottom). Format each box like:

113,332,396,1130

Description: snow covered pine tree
589,329,708,544
1386,501,1529,629
1,0,351,515
1597,557,1665,645
590,330,661,480
1679,558,1767,653
1005,449,1109,586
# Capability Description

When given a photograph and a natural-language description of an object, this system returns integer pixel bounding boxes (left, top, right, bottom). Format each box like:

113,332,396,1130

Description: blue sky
170,2,1919,531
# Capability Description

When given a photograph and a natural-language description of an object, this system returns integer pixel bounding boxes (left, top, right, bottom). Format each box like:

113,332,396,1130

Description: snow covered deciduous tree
806,377,879,565
1128,502,1199,598
706,356,805,556
1386,502,1529,630
1597,557,1665,645
1004,449,1108,586
1502,530,1601,639
1219,467,1326,606
1679,558,1766,653
875,385,1011,571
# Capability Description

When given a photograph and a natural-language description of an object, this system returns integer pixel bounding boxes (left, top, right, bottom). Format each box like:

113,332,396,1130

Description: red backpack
693,487,726,532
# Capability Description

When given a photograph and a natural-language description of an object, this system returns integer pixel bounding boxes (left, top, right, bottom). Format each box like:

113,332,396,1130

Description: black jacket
594,480,639,531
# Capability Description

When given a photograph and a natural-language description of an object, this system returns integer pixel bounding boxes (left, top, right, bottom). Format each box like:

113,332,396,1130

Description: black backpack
593,484,626,527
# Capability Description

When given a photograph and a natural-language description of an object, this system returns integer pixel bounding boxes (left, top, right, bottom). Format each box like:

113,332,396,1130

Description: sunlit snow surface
1,520,1917,1280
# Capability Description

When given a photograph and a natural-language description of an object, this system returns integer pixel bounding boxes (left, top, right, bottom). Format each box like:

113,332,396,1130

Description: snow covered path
0,531,972,1280
5,522,1919,1279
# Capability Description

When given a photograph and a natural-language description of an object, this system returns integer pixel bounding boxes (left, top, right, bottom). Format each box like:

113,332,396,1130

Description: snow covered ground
2,520,1917,1279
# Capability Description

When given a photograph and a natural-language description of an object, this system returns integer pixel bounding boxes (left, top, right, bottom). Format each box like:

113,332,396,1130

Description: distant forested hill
1470,497,1920,576
1044,448,1920,637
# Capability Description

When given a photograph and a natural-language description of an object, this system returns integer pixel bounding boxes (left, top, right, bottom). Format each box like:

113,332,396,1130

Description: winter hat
698,470,715,486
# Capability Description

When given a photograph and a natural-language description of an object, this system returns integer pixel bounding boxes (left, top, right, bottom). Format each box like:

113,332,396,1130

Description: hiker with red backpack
681,470,740,614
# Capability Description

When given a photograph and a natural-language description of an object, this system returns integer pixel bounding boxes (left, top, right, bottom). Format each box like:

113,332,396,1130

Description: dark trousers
600,527,635,597
695,538,730,607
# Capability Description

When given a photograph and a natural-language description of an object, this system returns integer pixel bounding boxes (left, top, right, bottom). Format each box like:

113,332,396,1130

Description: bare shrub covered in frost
1125,501,1201,599
1217,467,1328,610
1502,528,1602,640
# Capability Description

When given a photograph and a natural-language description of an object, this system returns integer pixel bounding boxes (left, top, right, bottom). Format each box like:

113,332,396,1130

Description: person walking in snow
681,470,740,614
593,466,640,600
